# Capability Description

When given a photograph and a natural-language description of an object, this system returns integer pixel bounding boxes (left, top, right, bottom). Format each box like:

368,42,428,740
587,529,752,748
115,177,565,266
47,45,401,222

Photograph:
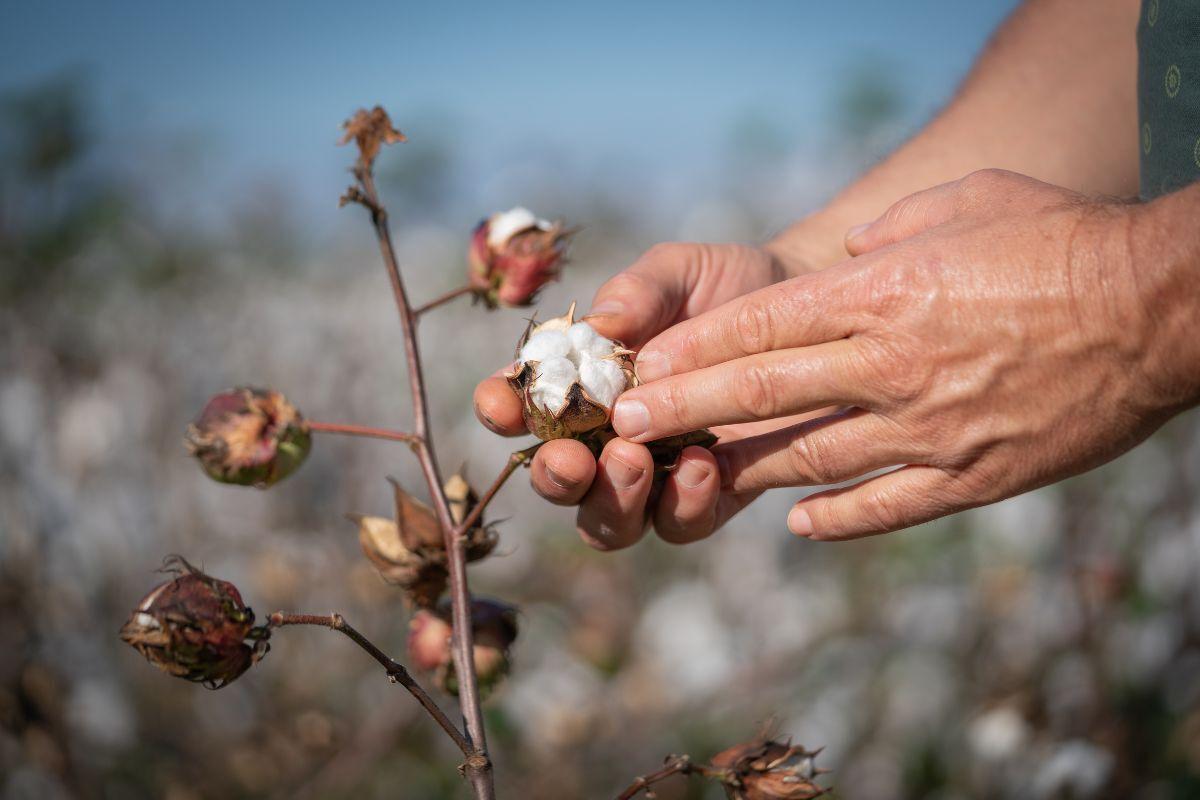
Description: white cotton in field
566,322,615,362
520,330,572,364
578,356,625,409
529,356,578,414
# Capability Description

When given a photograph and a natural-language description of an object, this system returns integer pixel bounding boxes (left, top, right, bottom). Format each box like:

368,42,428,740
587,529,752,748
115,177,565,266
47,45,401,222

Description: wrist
1123,185,1200,413
765,210,853,277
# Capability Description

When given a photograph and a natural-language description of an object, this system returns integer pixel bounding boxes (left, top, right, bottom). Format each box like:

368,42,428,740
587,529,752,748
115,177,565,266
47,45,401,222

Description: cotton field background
3,2,1200,799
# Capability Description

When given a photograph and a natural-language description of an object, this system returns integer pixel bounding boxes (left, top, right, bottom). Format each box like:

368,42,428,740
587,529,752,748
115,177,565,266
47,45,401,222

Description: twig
414,284,475,316
307,421,418,445
347,162,495,799
456,442,543,536
268,612,471,757
614,755,698,799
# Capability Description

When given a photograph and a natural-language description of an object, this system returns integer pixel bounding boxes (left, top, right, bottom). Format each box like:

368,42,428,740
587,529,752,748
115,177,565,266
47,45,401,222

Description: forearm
770,0,1141,273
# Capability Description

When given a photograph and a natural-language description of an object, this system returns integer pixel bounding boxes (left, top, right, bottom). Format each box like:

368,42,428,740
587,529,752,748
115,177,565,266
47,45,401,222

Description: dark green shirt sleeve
1138,0,1200,199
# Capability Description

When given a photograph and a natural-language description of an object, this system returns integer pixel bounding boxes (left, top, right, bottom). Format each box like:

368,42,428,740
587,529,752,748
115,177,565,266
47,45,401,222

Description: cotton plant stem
414,284,475,316
614,755,700,800
349,165,495,800
268,612,471,757
307,421,418,445
455,442,543,536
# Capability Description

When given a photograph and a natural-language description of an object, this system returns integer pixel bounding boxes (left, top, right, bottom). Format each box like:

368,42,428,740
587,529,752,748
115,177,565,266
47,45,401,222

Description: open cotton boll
529,356,578,414
519,330,572,364
578,356,625,409
566,322,616,362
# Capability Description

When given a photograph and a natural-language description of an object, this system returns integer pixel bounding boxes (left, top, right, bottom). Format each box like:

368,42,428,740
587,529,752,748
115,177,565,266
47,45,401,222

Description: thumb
585,242,771,349
844,179,965,257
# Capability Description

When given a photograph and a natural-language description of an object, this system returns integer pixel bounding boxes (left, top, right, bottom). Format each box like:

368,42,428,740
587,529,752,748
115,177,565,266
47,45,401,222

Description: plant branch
346,161,494,800
615,755,701,800
456,442,543,536
415,284,475,317
268,612,471,757
307,420,418,445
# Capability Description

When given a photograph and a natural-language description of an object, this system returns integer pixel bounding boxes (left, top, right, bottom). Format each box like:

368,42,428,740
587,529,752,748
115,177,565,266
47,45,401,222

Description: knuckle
859,336,930,406
644,241,691,265
858,486,910,532
732,297,776,355
787,430,842,485
732,364,779,419
660,379,693,427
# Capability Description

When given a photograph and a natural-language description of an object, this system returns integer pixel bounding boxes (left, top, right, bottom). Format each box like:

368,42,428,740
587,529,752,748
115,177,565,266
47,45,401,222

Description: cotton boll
567,322,615,363
520,330,572,364
578,356,626,410
529,356,578,414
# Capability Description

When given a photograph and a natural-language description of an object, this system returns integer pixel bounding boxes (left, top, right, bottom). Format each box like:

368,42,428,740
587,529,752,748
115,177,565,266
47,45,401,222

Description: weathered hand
614,169,1187,540
473,242,817,550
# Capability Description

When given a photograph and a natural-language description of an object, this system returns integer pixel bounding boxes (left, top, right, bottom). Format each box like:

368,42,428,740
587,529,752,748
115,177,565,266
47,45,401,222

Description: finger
584,243,781,349
613,340,871,442
575,438,654,551
473,372,526,437
633,268,860,382
843,180,963,257
715,409,925,492
529,438,595,506
787,464,963,541
843,168,1032,256
653,446,721,544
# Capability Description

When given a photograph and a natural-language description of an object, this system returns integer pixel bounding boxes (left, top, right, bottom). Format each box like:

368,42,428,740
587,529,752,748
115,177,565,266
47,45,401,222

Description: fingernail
607,454,645,490
845,222,870,244
613,398,650,439
587,300,624,318
675,458,710,489
545,464,575,492
788,506,815,537
634,351,669,382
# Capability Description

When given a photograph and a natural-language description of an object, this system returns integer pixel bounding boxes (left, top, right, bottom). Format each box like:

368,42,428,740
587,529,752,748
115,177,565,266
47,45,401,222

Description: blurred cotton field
3,14,1200,800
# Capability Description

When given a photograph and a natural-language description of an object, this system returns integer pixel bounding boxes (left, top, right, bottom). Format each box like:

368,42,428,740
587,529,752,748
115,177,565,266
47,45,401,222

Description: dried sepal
350,513,448,609
710,737,828,800
339,105,405,170
444,467,498,562
119,556,270,689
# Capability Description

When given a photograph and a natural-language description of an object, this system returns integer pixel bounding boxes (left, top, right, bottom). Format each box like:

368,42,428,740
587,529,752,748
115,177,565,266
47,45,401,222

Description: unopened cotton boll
519,329,572,363
529,356,578,414
579,356,625,409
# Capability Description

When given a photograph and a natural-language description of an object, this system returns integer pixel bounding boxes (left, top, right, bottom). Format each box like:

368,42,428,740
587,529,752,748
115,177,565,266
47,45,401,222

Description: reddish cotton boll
407,598,520,698
710,737,828,800
184,387,311,488
119,557,270,689
468,207,571,308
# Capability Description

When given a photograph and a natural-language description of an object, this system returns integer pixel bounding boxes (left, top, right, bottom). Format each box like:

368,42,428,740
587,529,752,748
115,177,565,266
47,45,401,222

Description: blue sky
1,0,1020,227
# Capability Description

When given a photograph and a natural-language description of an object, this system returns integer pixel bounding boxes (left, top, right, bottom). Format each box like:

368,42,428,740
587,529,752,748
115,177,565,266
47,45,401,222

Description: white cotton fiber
520,330,572,364
487,207,543,248
529,356,578,414
578,356,625,409
566,322,615,362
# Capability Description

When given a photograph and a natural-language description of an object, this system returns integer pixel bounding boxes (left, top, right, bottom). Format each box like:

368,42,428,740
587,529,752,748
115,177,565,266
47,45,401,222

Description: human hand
473,242,818,550
613,169,1182,541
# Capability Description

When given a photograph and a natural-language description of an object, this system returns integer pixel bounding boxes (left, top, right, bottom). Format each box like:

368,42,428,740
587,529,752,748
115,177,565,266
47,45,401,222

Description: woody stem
268,612,471,757
349,162,494,800
455,442,543,537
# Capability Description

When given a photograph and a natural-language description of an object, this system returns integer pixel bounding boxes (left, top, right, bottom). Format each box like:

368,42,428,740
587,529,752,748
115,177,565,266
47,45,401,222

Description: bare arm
772,0,1142,272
